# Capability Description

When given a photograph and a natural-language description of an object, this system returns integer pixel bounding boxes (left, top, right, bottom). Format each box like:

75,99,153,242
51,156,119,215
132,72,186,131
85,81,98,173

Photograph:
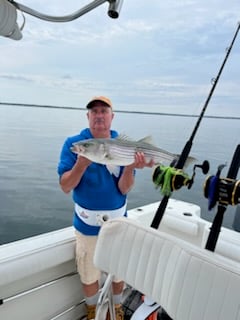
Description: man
57,96,154,320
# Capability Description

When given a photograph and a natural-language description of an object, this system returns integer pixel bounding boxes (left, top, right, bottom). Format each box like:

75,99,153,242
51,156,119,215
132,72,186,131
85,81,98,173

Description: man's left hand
133,152,155,169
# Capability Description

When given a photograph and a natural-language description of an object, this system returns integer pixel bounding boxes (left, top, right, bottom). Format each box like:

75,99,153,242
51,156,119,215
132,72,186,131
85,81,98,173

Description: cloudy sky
1,0,240,116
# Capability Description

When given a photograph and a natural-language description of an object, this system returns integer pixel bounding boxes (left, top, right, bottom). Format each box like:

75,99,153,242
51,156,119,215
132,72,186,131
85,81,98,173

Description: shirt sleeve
57,137,77,176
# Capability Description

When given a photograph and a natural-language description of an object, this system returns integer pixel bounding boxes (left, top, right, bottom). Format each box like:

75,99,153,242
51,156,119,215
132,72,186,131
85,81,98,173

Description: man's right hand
76,155,92,168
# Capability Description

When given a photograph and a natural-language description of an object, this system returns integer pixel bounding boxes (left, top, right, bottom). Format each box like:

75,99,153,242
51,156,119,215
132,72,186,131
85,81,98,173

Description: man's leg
75,231,101,319
111,281,124,320
83,281,99,297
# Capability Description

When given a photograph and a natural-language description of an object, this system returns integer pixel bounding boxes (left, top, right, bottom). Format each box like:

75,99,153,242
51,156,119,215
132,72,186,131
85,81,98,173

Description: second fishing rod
151,22,240,229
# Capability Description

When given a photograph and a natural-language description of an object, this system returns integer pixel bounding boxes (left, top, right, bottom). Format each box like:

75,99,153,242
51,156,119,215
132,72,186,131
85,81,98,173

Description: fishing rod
151,22,240,229
125,22,240,320
205,144,240,251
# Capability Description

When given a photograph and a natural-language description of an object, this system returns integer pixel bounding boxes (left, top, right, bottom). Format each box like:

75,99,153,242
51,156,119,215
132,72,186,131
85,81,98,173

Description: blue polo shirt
57,128,128,235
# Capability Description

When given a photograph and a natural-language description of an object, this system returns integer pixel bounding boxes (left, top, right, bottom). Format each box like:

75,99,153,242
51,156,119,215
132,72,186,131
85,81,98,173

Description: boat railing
0,226,85,320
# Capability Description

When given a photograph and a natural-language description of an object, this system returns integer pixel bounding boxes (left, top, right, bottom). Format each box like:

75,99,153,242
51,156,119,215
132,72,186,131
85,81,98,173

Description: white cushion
94,218,240,320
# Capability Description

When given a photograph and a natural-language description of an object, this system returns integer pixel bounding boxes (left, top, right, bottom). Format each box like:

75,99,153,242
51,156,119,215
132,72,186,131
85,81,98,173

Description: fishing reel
204,164,240,210
204,145,240,252
152,160,210,196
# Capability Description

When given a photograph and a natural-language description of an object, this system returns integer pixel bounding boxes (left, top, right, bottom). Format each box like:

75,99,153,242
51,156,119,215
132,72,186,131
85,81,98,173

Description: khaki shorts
75,230,122,285
75,230,100,285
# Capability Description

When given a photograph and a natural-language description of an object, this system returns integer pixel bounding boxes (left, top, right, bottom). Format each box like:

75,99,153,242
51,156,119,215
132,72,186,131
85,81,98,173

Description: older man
57,96,154,319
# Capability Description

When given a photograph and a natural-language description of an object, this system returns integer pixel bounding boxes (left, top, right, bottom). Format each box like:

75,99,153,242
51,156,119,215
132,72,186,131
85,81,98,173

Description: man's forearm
118,165,135,195
60,157,90,193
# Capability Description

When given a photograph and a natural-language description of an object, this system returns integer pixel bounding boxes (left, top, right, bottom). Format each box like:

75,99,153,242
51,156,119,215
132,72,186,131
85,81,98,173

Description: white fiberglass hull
0,199,239,320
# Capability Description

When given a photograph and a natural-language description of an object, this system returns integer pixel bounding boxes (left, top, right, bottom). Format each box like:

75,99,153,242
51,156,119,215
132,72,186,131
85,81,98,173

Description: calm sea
0,104,239,245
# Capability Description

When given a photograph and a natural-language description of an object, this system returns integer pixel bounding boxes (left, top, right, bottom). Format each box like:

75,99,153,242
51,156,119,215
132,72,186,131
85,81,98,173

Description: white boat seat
94,218,240,320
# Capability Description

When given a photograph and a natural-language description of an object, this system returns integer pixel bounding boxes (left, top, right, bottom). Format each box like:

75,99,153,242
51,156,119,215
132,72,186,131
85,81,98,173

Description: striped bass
70,135,194,167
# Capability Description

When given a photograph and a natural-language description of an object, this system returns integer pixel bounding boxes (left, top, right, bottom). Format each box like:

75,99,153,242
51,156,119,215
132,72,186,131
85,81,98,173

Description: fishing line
151,22,240,229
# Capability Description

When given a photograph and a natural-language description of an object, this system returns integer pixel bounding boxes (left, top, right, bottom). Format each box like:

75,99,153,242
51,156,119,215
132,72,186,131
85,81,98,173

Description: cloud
1,0,239,116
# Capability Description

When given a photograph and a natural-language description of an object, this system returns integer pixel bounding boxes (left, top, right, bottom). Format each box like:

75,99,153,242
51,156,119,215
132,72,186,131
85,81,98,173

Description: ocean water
0,104,239,245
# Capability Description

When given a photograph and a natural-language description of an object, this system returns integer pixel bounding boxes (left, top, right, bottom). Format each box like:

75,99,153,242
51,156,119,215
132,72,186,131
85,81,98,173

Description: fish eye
83,142,91,147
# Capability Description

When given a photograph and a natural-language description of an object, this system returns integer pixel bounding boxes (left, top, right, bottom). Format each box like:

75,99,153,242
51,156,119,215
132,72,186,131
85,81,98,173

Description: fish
70,135,195,172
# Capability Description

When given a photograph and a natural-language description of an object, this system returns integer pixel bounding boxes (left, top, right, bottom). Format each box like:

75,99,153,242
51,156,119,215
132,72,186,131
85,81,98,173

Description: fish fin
174,155,197,168
106,165,121,177
116,134,134,141
185,156,197,167
137,135,156,146
117,134,156,146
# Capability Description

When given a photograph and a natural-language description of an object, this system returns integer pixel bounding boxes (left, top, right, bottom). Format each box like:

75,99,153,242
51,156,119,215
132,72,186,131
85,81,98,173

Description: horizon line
0,102,239,120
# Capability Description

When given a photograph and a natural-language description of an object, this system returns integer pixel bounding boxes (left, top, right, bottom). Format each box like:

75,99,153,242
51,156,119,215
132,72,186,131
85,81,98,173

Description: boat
1,189,240,320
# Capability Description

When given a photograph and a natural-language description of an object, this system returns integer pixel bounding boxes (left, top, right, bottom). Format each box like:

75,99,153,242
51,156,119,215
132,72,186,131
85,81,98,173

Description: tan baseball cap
86,96,112,109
